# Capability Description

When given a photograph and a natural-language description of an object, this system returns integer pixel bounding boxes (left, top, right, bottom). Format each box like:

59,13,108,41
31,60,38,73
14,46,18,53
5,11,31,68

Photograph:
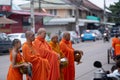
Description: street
0,39,114,80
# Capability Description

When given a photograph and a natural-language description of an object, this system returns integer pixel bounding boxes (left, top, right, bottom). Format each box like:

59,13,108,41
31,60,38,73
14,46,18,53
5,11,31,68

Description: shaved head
37,28,46,35
63,32,70,38
63,32,70,41
51,34,58,40
25,31,33,38
37,28,46,39
51,34,58,43
25,31,35,41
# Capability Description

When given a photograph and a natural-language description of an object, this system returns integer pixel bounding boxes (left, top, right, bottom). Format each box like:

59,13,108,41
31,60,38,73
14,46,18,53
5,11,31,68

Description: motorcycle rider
103,30,110,42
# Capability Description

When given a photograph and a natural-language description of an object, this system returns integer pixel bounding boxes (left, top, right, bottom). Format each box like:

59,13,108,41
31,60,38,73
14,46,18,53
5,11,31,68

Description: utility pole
75,0,82,35
39,0,42,12
103,0,106,27
75,7,79,35
30,0,35,33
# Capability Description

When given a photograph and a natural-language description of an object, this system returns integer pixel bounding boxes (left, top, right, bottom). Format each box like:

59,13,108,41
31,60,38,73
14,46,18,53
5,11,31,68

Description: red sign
1,5,11,11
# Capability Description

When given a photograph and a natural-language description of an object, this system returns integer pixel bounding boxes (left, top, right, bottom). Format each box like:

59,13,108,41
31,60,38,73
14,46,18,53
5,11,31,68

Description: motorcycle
93,61,118,80
103,33,110,42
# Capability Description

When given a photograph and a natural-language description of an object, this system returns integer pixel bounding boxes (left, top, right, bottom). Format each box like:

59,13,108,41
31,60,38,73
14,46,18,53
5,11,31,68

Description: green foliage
108,1,120,23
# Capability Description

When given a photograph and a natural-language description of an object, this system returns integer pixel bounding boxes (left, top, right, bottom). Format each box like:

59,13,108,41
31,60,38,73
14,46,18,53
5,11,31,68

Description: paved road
0,40,114,80
74,40,114,80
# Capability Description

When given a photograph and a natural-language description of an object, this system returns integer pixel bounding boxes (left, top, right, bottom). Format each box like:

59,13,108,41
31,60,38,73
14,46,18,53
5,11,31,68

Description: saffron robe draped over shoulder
59,38,75,80
49,41,64,58
33,36,60,80
49,41,65,80
112,37,120,56
7,50,24,80
22,42,50,80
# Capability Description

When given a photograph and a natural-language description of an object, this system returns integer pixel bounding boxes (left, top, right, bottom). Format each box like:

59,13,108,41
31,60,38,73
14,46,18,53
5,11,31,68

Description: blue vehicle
81,30,96,42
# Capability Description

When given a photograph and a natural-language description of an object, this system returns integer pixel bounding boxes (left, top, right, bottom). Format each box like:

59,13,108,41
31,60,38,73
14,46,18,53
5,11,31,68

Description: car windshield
8,33,25,38
8,35,19,38
0,33,10,41
21,34,25,38
91,30,101,34
70,32,77,36
83,30,92,34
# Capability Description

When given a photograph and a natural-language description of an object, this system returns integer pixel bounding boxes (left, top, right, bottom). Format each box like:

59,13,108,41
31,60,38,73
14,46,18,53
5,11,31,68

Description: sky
89,0,119,9
12,0,119,9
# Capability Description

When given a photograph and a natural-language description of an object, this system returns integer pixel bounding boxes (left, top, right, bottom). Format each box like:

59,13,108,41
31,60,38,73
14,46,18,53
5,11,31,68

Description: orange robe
7,50,24,80
22,42,50,80
49,41,65,80
112,37,120,56
33,36,60,80
49,41,64,58
59,38,75,80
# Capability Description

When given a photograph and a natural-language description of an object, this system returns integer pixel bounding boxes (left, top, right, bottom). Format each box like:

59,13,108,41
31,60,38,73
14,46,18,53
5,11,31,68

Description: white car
91,30,103,40
60,31,80,44
8,33,26,45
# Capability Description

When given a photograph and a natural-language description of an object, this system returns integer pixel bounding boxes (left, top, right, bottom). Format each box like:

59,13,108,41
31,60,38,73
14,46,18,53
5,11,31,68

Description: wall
44,25,67,35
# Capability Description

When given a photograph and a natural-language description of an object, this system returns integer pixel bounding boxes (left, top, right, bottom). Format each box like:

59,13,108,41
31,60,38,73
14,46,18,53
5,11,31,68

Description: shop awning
11,10,55,17
44,18,100,25
86,16,100,21
0,17,17,24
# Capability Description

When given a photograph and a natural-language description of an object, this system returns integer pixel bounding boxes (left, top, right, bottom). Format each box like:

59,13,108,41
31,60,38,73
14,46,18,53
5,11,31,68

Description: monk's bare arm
11,50,28,68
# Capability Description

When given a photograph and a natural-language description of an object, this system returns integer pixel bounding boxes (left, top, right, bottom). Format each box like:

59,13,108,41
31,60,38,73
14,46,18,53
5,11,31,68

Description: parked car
7,33,26,45
81,30,96,42
110,27,120,37
91,30,103,40
35,33,51,42
0,33,12,53
60,31,80,44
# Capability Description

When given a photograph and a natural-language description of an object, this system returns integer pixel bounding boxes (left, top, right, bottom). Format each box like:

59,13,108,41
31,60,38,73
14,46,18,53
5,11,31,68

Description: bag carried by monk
74,50,83,63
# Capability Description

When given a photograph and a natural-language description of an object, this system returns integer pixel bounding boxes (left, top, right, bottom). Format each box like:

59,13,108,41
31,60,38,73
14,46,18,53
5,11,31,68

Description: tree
108,1,120,23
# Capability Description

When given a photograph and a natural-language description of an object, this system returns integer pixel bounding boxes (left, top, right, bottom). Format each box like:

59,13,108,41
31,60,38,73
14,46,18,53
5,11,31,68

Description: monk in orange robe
59,32,75,80
112,34,120,56
22,31,50,80
33,28,60,80
49,34,66,80
7,39,30,80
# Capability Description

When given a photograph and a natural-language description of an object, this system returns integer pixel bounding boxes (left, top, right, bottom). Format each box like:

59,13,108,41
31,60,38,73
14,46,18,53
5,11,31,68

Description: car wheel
93,39,96,42
81,40,84,42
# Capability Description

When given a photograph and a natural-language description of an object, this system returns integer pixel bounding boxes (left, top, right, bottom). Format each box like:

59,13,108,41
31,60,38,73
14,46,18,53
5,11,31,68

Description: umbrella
0,17,17,24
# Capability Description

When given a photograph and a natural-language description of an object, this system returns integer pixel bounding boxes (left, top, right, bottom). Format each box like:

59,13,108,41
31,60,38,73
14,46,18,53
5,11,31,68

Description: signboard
0,0,11,5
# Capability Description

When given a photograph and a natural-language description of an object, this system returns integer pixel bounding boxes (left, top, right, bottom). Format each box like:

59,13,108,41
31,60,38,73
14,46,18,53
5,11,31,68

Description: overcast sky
89,0,119,9
12,0,119,8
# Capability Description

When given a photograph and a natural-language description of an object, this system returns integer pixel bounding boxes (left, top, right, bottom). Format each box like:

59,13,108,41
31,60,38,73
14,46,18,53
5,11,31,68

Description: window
22,16,30,26
68,9,75,17
49,9,57,15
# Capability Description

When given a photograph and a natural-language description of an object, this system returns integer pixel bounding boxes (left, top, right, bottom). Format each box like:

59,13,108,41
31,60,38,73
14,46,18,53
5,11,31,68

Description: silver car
91,30,103,40
60,31,80,44
0,33,12,53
